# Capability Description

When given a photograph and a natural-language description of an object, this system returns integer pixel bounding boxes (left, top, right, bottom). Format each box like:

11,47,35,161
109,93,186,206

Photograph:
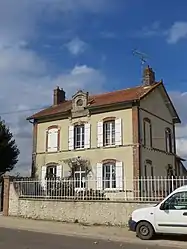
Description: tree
0,119,20,176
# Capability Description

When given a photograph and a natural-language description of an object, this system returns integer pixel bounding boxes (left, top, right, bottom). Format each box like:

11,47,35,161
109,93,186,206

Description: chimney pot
53,87,66,105
143,65,155,86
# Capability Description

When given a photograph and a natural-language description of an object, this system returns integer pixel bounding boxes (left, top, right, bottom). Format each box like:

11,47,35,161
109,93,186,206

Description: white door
155,191,187,234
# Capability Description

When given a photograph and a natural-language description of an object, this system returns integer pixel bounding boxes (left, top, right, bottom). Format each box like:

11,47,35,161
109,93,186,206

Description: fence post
3,175,10,216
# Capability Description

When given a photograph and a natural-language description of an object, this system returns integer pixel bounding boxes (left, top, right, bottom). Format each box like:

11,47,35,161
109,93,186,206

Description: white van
128,185,187,240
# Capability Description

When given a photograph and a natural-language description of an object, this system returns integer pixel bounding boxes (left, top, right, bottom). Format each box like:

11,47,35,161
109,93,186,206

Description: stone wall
8,183,155,226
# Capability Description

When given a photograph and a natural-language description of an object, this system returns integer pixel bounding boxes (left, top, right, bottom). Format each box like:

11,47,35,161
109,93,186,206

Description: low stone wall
8,183,155,226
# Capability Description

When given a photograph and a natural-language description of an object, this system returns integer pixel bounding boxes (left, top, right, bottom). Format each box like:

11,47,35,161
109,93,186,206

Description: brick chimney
53,86,66,105
143,66,155,86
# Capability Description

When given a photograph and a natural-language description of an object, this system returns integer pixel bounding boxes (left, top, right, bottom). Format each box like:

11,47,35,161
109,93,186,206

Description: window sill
104,188,123,192
46,150,59,154
103,145,117,148
74,148,86,151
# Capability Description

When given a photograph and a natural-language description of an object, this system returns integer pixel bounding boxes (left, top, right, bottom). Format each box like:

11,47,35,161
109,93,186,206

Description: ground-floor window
74,165,86,190
46,165,57,179
103,162,116,189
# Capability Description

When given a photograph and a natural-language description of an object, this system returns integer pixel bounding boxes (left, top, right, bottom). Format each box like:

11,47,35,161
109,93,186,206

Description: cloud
170,91,187,163
166,21,187,44
0,47,106,176
0,0,113,176
132,21,162,38
100,31,117,39
134,21,187,44
65,37,88,55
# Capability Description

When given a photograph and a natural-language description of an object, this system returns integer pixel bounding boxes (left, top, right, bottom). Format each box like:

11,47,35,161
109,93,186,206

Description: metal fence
13,177,187,202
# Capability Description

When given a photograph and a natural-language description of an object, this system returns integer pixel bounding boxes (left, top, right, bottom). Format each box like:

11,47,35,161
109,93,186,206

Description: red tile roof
27,83,161,120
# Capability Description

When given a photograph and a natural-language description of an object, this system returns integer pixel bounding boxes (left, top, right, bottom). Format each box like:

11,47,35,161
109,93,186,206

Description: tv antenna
132,49,149,82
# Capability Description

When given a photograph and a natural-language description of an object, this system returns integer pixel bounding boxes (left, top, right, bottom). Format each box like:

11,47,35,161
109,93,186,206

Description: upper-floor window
143,118,152,147
46,126,60,152
69,123,91,150
74,124,85,149
103,120,115,146
165,128,172,153
97,118,122,148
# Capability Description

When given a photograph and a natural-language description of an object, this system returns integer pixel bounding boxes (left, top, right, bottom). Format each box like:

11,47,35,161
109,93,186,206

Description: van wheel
136,221,154,240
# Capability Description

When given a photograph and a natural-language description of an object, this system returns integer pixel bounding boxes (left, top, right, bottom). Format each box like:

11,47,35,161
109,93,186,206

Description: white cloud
0,49,106,176
170,91,187,162
134,21,187,44
166,22,187,44
0,0,113,176
132,21,162,38
66,37,88,55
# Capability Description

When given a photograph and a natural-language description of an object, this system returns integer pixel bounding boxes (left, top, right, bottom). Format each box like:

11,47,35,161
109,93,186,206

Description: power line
0,106,49,116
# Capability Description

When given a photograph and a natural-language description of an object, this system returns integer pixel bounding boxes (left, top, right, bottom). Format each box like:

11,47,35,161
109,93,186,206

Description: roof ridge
89,85,142,99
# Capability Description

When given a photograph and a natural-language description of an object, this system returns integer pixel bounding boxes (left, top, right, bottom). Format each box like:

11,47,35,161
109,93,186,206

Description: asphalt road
0,227,184,249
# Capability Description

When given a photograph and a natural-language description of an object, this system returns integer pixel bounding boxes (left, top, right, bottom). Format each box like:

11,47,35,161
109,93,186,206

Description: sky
0,0,187,175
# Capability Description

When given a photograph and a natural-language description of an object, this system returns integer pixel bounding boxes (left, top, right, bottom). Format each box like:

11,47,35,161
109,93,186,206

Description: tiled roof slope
27,82,161,120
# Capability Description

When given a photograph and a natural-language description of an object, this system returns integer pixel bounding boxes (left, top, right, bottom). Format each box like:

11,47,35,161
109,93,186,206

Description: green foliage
0,119,20,175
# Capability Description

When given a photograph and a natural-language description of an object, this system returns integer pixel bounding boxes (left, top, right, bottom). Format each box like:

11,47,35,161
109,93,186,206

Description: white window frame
103,120,115,147
103,162,116,190
165,128,172,153
74,166,86,192
74,124,85,149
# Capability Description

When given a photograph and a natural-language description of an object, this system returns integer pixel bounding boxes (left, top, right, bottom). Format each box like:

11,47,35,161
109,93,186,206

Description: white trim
115,118,122,146
97,122,103,147
68,125,74,150
84,123,91,149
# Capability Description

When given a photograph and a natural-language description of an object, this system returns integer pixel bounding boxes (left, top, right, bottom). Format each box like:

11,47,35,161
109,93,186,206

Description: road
0,227,185,249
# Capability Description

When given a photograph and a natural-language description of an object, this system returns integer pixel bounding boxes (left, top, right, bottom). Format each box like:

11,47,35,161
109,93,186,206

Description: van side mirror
160,202,169,210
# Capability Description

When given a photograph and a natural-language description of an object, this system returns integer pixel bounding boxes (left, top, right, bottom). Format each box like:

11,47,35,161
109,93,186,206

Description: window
74,165,86,190
143,118,152,147
46,126,59,152
163,191,187,210
46,165,57,179
165,128,172,153
96,161,123,190
103,162,116,189
103,120,115,146
74,124,85,149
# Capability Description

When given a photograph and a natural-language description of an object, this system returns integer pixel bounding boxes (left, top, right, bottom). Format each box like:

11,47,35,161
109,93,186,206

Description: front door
155,191,187,234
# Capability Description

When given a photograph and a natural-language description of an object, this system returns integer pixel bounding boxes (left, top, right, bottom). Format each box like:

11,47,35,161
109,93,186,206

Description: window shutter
97,121,103,147
84,123,91,149
115,118,122,146
116,161,123,190
41,166,47,190
68,125,74,150
47,129,58,152
96,163,103,190
56,165,62,179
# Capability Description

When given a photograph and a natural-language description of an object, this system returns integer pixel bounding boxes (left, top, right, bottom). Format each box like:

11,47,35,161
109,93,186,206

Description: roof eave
27,110,70,121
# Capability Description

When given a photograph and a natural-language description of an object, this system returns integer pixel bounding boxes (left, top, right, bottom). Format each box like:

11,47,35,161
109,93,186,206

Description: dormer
71,90,89,118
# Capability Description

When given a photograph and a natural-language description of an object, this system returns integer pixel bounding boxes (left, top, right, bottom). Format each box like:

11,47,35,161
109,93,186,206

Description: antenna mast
132,49,149,82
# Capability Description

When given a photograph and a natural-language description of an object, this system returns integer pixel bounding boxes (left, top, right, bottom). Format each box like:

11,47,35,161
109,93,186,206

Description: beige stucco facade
32,83,183,199
35,108,134,192
139,86,176,177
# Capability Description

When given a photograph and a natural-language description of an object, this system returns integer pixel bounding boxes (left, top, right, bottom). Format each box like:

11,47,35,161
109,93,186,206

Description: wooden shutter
116,161,123,190
97,121,103,147
47,128,58,152
96,163,103,190
41,166,47,190
84,123,91,149
68,125,74,150
56,165,62,179
115,118,122,146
